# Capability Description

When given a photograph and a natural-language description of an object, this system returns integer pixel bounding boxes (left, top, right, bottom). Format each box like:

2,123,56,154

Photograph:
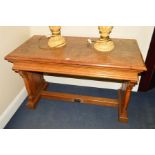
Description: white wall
30,26,154,91
0,26,30,116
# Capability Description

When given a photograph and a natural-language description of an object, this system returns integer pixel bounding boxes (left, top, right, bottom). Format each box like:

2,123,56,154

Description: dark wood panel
139,28,155,91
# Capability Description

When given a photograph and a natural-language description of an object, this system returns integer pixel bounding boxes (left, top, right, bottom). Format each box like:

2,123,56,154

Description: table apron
13,62,138,82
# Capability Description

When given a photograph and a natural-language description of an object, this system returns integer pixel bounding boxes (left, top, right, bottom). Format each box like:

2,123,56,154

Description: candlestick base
48,36,66,48
94,39,114,52
94,26,114,52
48,26,66,48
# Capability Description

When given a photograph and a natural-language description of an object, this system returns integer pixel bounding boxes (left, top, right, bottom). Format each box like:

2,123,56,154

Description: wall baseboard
0,87,27,129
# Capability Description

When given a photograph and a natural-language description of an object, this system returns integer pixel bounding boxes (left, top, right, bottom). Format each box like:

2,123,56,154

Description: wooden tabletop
5,35,146,71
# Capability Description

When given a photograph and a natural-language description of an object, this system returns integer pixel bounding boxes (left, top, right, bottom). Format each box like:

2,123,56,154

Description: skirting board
0,87,27,129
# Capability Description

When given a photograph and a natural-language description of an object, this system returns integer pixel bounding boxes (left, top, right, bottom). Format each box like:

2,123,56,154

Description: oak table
5,35,146,122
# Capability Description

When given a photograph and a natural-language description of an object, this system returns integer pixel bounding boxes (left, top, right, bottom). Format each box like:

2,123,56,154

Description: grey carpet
5,83,155,129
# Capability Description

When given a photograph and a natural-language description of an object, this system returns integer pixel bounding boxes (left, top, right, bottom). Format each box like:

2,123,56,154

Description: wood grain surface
5,35,146,71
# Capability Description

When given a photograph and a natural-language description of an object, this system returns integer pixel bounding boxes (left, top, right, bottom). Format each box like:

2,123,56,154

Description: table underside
18,71,136,123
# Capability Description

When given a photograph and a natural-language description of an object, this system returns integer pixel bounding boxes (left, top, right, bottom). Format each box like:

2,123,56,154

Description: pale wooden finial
48,26,66,48
94,26,115,52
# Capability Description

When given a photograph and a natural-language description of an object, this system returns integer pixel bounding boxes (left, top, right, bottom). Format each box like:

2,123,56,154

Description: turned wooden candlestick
48,26,66,48
94,26,115,52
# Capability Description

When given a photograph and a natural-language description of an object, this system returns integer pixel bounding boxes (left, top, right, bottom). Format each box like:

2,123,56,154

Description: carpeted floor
5,83,155,129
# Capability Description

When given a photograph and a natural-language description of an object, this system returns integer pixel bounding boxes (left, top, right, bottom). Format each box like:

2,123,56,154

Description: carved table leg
19,71,48,109
118,81,136,122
